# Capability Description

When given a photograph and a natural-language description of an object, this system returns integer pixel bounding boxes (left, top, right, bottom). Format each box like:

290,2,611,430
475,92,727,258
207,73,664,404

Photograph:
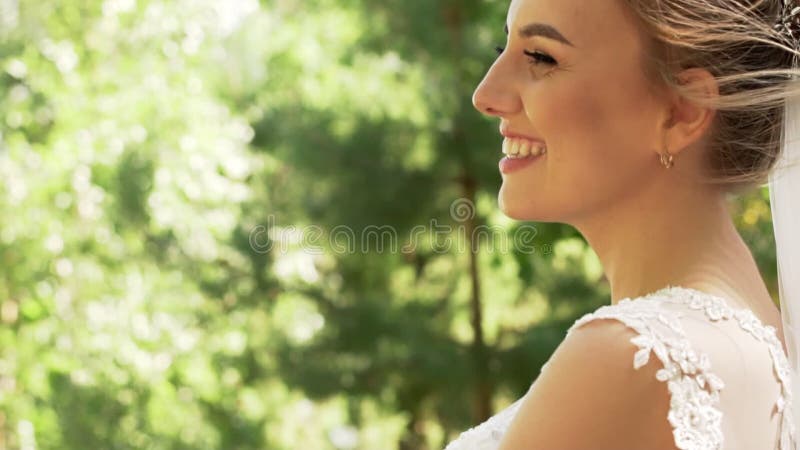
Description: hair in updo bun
623,0,800,195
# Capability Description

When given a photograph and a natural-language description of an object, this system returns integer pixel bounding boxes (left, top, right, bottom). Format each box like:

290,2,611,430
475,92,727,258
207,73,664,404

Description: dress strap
652,285,797,450
569,296,725,449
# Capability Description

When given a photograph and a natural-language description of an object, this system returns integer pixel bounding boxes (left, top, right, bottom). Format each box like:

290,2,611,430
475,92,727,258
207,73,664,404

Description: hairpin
775,0,800,45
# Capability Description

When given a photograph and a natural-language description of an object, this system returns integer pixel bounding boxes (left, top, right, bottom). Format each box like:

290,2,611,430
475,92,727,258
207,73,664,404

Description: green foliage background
0,0,779,449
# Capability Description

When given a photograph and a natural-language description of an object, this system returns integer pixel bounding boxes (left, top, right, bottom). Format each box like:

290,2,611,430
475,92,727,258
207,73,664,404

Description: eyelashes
494,46,558,67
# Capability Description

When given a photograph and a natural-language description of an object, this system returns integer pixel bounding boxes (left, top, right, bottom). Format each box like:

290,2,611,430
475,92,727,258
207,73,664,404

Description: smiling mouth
502,137,547,159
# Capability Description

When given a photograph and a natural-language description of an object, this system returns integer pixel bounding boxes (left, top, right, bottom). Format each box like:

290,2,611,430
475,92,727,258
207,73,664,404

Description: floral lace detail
443,398,524,450
655,285,797,450
570,294,726,450
442,285,795,450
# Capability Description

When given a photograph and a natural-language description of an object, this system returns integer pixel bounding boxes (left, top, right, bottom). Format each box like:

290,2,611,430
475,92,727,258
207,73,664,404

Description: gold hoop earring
660,149,675,169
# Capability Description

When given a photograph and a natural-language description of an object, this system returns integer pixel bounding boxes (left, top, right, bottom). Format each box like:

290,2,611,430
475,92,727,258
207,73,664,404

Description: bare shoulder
497,318,678,450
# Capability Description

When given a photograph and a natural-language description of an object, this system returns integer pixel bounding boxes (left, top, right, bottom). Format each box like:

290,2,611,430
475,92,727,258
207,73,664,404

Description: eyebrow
504,22,574,47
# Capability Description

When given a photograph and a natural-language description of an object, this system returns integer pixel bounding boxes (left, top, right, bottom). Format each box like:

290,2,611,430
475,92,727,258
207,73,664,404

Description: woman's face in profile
473,0,669,224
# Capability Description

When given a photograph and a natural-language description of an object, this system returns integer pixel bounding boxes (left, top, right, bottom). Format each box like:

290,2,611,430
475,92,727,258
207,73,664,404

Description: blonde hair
623,0,800,194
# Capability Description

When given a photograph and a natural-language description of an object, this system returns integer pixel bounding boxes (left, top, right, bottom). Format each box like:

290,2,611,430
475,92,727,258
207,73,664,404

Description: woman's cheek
541,84,611,160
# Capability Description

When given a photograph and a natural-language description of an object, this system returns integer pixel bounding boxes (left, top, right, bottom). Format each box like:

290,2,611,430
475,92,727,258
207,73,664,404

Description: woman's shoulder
563,285,788,385
567,284,783,341
559,284,795,449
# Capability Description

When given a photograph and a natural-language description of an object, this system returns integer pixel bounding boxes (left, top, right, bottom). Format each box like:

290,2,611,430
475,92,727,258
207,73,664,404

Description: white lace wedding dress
443,285,796,450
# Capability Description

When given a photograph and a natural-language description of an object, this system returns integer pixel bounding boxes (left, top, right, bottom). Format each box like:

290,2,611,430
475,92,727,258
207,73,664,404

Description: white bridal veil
769,35,800,439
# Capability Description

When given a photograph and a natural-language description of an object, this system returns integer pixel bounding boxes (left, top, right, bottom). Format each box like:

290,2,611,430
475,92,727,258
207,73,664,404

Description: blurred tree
223,1,607,448
0,0,778,449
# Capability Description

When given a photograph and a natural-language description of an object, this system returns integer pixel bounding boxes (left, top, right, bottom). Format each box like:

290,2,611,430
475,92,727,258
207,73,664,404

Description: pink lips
498,126,547,174
499,153,544,174
499,125,545,144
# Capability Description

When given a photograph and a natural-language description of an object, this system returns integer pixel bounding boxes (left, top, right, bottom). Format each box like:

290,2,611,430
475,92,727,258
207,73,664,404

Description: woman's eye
523,50,557,66
493,46,557,67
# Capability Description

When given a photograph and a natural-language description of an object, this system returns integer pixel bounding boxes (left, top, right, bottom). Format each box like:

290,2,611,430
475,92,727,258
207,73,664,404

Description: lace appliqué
665,286,797,450
442,285,795,450
570,297,725,450
443,398,524,450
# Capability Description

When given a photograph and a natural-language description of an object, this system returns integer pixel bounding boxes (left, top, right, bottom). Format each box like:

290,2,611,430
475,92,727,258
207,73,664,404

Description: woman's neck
575,182,768,310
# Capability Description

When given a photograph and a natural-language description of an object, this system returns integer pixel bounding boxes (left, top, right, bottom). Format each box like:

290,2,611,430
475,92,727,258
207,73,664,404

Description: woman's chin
498,189,557,222
498,193,536,221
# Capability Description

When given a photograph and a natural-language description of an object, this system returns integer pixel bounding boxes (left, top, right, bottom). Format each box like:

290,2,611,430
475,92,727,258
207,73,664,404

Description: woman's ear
663,67,720,156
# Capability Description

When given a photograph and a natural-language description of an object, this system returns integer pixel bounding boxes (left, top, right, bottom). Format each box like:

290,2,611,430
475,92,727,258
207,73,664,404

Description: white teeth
518,141,531,157
503,138,546,159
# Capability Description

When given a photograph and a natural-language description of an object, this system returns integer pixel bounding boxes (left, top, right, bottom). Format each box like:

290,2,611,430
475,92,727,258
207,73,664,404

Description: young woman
446,0,800,448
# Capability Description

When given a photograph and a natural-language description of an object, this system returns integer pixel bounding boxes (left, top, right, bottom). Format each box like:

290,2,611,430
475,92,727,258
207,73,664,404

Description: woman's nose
472,68,519,118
